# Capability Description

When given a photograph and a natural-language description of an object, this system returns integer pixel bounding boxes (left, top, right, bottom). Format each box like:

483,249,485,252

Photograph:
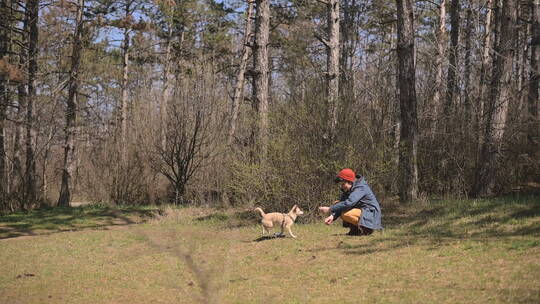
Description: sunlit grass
0,194,539,303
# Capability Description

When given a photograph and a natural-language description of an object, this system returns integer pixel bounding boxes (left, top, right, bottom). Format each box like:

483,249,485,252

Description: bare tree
102,0,147,204
444,0,460,117
228,0,254,146
147,102,213,204
156,1,188,151
396,0,419,202
58,0,85,207
472,0,518,197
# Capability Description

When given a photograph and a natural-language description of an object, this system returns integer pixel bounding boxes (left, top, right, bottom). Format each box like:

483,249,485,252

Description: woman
319,168,383,235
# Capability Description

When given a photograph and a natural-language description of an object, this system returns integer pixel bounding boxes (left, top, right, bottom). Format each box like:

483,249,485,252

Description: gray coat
330,177,383,230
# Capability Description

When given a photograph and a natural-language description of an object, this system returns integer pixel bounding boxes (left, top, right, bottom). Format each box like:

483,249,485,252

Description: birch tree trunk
516,3,529,114
161,27,173,150
472,0,517,197
13,86,24,203
396,0,418,203
432,0,447,131
252,0,270,160
479,0,494,109
11,7,28,209
25,0,39,204
476,0,494,159
326,0,340,142
228,0,254,146
58,0,84,207
120,25,130,166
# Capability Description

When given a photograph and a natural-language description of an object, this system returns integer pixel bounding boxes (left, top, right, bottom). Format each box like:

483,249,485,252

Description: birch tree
119,1,132,166
432,0,447,128
160,26,173,151
478,0,493,117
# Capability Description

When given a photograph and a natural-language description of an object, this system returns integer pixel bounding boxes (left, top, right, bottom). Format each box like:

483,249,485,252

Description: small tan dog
254,205,304,238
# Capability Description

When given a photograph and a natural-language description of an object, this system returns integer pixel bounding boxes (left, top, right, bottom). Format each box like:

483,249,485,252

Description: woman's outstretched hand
319,207,334,225
318,206,330,214
324,215,334,225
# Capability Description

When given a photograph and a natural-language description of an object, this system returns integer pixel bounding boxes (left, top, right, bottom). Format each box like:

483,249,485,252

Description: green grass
0,194,539,304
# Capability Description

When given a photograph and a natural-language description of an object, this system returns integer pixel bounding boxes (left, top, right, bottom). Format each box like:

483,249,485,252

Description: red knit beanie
336,168,356,183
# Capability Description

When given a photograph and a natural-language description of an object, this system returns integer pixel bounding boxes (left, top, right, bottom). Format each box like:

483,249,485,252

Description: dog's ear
292,204,298,211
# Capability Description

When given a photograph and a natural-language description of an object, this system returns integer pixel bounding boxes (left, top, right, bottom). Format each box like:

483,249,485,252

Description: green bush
225,95,394,216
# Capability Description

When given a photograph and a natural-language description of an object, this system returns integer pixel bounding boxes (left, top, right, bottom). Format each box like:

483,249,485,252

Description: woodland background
0,0,538,215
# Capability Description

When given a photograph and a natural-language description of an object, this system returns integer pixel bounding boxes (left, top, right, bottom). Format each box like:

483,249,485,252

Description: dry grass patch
0,194,539,303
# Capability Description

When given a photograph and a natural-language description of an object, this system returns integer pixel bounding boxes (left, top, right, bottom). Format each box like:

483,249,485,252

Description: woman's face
339,181,353,192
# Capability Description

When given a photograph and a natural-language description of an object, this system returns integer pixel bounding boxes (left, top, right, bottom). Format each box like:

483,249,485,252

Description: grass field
1,194,539,304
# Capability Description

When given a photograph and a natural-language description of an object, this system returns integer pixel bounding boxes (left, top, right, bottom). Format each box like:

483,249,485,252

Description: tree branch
314,33,330,48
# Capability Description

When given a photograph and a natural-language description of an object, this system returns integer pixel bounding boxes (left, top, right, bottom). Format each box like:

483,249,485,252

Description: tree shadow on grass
0,206,159,240
340,192,540,256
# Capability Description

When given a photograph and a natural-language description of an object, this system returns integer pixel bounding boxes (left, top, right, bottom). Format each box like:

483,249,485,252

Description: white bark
432,0,447,133
326,0,340,141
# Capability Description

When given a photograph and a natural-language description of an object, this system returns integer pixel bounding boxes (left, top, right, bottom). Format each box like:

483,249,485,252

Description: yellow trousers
340,208,361,226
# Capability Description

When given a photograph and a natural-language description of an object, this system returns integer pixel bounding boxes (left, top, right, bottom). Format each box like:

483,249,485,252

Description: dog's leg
261,225,270,236
286,226,297,238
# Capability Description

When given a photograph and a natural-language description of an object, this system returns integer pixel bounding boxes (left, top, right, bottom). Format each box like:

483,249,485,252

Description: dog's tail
254,207,265,217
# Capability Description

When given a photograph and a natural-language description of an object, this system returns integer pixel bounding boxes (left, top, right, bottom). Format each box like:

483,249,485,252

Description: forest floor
0,193,539,304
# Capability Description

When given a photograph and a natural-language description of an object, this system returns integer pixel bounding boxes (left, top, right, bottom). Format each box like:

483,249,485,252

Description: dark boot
359,226,374,235
342,222,361,235
346,226,361,235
